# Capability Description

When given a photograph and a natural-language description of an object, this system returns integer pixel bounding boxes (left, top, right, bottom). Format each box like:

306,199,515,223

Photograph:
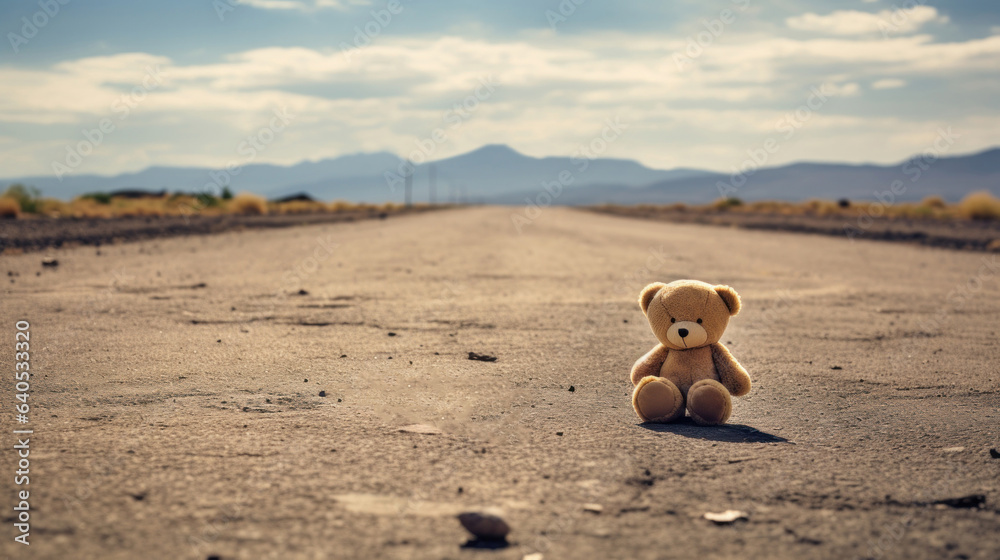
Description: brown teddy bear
630,280,751,425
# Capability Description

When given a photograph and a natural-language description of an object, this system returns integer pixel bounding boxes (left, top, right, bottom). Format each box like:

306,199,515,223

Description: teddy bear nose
678,328,689,338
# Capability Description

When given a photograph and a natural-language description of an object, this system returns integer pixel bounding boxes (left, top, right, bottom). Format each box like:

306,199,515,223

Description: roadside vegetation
594,191,1000,222
0,184,424,219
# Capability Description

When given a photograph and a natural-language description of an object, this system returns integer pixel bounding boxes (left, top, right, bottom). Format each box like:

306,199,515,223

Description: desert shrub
165,194,200,213
957,191,1000,220
229,193,268,215
712,197,743,210
837,198,851,208
196,192,219,208
0,197,21,218
920,195,947,209
81,192,112,204
3,184,41,213
221,187,233,200
667,202,688,212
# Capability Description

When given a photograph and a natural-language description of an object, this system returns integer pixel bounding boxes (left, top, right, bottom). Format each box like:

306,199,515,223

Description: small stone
318,391,327,397
942,446,965,453
831,366,842,370
703,510,748,524
458,511,510,540
340,354,347,358
568,386,575,392
468,352,498,362
556,432,564,436
41,257,59,267
523,554,544,560
990,448,1000,459
583,503,603,514
296,289,309,295
388,332,397,337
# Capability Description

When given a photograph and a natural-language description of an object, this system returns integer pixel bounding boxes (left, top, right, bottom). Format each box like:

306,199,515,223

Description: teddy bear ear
638,282,667,315
714,285,742,316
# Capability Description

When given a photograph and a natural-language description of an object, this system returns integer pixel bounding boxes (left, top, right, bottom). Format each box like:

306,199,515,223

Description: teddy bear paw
687,379,732,425
632,376,684,423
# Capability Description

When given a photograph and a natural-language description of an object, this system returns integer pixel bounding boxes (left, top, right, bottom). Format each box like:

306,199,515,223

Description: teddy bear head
638,279,741,350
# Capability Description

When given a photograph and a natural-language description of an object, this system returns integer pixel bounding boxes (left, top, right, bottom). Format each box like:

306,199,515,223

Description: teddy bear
630,279,751,425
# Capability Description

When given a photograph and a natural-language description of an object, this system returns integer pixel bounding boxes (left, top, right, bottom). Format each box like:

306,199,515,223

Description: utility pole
404,162,413,207
429,164,437,205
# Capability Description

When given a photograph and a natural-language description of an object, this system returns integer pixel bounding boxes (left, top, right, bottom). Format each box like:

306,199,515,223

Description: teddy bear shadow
640,417,789,444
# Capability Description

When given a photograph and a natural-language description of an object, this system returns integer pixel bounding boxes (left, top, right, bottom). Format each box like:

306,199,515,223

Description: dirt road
1,207,998,559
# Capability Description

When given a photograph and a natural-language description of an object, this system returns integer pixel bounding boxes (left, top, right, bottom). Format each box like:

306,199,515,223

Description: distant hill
489,148,1000,205
2,145,997,204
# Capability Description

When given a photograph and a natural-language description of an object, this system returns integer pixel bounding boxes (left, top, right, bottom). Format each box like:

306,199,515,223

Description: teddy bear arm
710,343,751,396
630,345,669,386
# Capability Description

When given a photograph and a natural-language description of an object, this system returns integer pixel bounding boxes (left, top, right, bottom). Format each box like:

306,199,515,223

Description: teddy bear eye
670,317,676,323
697,318,703,324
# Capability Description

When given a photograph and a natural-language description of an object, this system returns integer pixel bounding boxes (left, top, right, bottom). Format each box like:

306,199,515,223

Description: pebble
703,510,748,524
458,511,510,540
583,503,603,514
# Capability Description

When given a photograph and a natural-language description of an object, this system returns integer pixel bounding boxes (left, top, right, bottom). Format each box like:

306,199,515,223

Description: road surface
1,207,998,559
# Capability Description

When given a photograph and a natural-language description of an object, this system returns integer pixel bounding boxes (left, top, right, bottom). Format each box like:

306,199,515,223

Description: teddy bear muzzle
666,321,708,348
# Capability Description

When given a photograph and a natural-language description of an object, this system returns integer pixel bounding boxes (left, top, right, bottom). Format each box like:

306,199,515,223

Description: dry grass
0,184,442,220
328,200,356,212
594,192,1000,223
921,195,948,209
229,193,269,215
0,197,21,218
272,200,329,214
957,191,1000,220
37,198,70,217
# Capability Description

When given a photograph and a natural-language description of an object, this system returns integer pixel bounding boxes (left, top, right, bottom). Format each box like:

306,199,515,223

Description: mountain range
3,144,998,205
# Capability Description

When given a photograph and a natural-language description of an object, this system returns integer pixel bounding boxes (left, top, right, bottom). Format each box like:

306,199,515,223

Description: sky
0,0,998,179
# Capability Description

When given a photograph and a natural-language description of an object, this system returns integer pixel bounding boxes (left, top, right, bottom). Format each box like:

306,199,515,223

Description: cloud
2,29,999,177
786,6,947,35
872,78,906,89
235,0,370,11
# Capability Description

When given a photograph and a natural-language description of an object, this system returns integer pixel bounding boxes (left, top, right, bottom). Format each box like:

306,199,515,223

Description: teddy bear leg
632,376,684,423
687,379,732,426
